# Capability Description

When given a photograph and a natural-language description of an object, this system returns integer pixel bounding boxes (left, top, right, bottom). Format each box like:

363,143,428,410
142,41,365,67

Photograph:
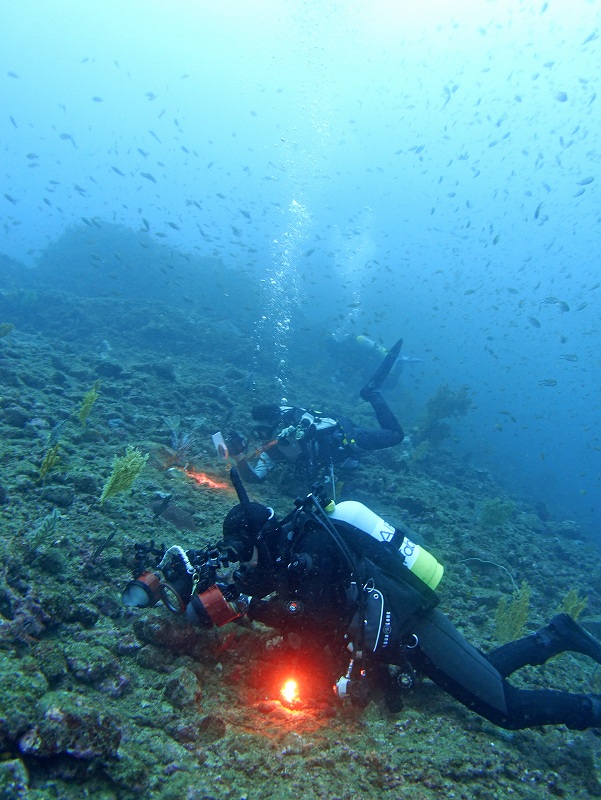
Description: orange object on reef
180,467,229,490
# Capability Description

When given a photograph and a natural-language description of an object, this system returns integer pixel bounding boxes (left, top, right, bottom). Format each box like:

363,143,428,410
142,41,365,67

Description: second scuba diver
226,338,405,484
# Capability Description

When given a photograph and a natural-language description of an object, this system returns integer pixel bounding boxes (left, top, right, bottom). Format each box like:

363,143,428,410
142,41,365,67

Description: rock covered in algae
0,758,29,800
19,699,121,760
0,654,48,750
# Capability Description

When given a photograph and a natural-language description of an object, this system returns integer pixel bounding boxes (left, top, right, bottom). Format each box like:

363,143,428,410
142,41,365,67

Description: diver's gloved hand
278,425,296,440
295,416,313,440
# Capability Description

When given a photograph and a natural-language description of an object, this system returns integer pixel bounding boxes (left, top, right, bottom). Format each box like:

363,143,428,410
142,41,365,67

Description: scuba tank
356,334,388,358
327,500,443,590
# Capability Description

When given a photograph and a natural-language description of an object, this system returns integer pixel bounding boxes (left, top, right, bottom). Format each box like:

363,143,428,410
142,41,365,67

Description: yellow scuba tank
355,334,388,358
327,500,444,590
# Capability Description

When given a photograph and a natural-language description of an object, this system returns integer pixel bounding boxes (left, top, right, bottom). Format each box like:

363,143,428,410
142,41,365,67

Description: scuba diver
327,333,424,390
226,338,405,484
123,468,601,731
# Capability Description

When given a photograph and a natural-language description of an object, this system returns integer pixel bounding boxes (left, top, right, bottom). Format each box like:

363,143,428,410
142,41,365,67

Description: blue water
2,0,600,535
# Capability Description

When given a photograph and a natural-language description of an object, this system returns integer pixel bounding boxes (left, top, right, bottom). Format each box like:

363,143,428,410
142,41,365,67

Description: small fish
59,132,77,148
560,354,578,362
7,71,19,78
9,115,17,127
152,492,172,519
111,166,125,176
555,91,568,102
4,193,17,204
166,221,180,230
556,301,570,312
528,316,541,328
239,209,251,220
138,148,149,157
534,202,543,219
575,301,587,311
92,96,103,102
304,248,316,257
48,419,68,445
539,379,558,387
140,172,156,183
578,176,594,185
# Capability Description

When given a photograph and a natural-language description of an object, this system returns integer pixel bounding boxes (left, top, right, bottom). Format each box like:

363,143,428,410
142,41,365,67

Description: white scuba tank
327,500,444,590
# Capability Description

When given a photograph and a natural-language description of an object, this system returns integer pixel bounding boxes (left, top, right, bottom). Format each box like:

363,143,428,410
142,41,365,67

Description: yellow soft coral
100,446,148,503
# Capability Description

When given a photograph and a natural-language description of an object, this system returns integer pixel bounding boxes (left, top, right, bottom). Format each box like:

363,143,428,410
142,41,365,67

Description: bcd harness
271,491,439,660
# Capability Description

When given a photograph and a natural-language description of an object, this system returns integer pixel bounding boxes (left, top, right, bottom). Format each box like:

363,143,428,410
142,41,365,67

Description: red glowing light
183,468,229,490
280,679,300,705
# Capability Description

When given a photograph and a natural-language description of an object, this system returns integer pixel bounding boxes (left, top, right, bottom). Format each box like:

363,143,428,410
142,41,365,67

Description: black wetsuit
237,399,403,483
236,339,405,483
223,500,601,731
409,610,600,730
338,389,403,451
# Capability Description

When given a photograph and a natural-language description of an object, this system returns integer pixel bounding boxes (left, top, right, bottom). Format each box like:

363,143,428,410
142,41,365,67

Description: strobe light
122,571,162,608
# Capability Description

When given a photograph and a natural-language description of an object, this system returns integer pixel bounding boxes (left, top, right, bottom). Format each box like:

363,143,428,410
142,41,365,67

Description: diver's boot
360,338,403,400
539,613,601,665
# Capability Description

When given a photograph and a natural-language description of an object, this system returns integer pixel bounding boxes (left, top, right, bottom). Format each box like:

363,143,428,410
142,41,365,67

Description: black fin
360,338,403,398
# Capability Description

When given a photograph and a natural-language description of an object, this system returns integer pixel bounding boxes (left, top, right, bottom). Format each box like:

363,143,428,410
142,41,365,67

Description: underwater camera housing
186,585,250,628
122,545,197,615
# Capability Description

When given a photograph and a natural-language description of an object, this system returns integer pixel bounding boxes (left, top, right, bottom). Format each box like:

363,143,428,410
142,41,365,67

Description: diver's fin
545,613,601,665
360,338,403,399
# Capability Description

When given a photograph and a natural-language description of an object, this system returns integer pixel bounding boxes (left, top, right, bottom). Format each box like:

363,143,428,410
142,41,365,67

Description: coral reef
0,283,599,800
